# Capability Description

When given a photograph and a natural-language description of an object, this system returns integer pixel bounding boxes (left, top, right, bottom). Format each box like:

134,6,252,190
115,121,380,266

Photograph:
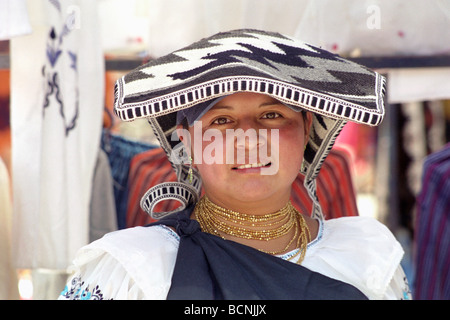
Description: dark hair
300,110,308,121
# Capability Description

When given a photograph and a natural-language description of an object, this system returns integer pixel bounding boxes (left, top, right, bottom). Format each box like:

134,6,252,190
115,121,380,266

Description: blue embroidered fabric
60,276,107,300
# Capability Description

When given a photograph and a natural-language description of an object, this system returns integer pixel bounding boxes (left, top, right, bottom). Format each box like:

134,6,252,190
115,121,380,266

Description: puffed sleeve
301,216,407,300
58,225,179,300
59,252,145,300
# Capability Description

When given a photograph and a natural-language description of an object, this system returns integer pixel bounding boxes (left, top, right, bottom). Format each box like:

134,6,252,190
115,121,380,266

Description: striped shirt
414,143,450,300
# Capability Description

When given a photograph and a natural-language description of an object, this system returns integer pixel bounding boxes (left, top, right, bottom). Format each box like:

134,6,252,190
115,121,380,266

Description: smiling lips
232,162,271,170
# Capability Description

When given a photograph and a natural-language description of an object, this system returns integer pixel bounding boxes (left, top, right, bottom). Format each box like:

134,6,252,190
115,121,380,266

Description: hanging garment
10,0,104,270
0,157,19,299
414,143,450,300
0,0,32,40
126,147,359,227
101,130,155,229
89,149,118,242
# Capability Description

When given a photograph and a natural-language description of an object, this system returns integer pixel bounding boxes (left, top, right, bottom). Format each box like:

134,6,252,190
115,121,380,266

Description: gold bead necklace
194,196,311,264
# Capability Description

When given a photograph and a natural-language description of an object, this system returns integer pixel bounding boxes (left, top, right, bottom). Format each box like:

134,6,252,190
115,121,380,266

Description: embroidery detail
401,276,413,300
60,276,109,300
157,225,181,241
42,0,80,137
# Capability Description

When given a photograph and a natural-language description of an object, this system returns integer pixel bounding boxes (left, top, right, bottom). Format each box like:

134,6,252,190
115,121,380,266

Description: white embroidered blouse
59,216,412,300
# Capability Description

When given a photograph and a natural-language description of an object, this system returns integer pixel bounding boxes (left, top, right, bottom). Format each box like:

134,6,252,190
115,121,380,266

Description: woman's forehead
211,92,283,109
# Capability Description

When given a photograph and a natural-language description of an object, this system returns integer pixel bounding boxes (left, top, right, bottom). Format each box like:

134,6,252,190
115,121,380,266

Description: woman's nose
235,127,267,151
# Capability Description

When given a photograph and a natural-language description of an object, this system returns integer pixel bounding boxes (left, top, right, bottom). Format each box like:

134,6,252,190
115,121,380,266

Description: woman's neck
192,194,319,259
203,189,292,216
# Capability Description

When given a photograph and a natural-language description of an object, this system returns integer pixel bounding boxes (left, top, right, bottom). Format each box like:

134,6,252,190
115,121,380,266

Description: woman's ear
176,124,197,169
176,124,191,149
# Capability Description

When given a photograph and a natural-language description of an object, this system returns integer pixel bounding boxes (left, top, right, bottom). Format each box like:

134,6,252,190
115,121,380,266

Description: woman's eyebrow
211,101,283,110
259,101,284,107
210,105,233,111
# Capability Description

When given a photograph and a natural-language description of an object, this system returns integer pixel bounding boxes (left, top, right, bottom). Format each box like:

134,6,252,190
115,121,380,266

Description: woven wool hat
114,29,386,220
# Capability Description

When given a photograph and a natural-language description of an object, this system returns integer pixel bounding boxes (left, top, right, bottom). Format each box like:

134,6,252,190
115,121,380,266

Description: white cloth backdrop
10,0,104,272
0,0,32,40
388,67,450,103
145,0,310,58
293,0,450,57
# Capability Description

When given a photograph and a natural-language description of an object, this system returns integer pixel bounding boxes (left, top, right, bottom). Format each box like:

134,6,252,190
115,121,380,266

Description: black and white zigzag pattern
114,29,385,125
113,29,386,220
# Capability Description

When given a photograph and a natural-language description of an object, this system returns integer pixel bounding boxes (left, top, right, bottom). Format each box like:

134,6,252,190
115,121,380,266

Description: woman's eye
262,112,281,119
212,117,230,125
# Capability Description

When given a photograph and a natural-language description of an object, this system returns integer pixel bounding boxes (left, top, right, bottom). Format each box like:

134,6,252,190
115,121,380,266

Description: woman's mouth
232,162,272,170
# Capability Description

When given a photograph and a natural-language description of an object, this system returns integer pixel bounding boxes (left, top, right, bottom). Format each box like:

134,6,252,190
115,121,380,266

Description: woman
60,29,411,300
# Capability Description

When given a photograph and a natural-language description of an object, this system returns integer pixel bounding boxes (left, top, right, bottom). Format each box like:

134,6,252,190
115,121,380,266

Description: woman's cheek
276,128,305,170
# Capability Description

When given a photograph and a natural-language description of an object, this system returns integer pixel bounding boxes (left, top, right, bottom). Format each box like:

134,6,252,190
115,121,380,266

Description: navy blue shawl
149,206,367,300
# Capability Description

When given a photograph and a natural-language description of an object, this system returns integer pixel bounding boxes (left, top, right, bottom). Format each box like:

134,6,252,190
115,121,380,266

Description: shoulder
321,216,401,248
63,225,179,300
75,225,179,266
303,216,404,299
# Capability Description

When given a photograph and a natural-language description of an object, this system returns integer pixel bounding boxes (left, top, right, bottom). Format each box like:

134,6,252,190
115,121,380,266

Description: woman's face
185,92,312,212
